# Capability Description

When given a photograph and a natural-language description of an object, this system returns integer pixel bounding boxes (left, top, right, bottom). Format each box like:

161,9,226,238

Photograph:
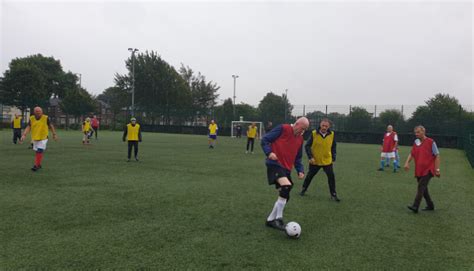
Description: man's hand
52,133,58,141
404,163,410,172
380,147,383,152
298,172,305,179
268,152,278,161
309,158,315,165
20,135,26,143
435,169,441,178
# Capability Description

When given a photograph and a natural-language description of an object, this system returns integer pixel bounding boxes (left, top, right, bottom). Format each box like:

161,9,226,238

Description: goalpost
231,120,264,139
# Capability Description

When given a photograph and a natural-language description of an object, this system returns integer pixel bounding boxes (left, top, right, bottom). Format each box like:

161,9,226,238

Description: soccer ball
285,221,301,239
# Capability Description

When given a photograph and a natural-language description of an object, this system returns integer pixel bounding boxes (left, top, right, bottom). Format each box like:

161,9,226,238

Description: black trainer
299,189,307,196
31,165,40,172
407,205,418,213
422,206,435,211
135,157,139,162
265,219,286,231
331,195,341,202
274,218,286,231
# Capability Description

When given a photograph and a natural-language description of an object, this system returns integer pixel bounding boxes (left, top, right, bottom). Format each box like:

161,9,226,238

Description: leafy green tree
377,109,406,132
346,107,373,132
115,51,192,124
60,87,96,127
97,86,129,129
235,103,259,121
179,64,219,123
2,62,46,115
409,93,466,135
1,54,70,118
258,92,293,125
214,98,234,128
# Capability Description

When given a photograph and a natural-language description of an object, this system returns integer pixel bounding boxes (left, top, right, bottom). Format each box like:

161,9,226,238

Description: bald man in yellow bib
20,107,59,171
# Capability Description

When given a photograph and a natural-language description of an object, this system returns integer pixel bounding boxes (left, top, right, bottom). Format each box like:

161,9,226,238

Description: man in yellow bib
11,114,23,144
246,122,258,154
300,118,340,201
122,117,142,162
20,107,58,171
82,117,94,144
208,120,218,149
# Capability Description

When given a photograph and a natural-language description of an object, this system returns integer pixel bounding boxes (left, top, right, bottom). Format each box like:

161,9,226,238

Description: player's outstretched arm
434,154,441,177
20,125,31,143
49,122,58,141
295,145,305,179
404,154,413,171
304,133,314,161
122,126,127,142
331,135,337,162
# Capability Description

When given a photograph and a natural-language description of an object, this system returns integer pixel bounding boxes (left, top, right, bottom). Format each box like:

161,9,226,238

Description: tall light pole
284,89,288,122
75,73,82,87
128,48,139,117
232,74,239,119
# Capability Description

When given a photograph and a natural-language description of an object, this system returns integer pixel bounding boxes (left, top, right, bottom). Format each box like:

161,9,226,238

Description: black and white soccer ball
285,221,301,239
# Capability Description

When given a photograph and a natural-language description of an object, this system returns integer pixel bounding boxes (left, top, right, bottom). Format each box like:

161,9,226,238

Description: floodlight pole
74,73,82,87
284,89,288,122
128,48,139,117
232,75,239,119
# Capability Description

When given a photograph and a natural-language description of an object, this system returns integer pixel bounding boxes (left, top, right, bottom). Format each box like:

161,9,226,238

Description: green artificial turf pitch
1,130,473,269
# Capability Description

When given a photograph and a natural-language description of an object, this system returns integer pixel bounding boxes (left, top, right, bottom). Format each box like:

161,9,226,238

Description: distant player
11,113,22,144
236,124,242,138
246,122,258,154
378,125,399,172
82,117,93,144
404,126,440,213
261,117,309,231
300,118,340,201
20,107,58,171
91,115,99,140
123,117,142,162
208,120,218,149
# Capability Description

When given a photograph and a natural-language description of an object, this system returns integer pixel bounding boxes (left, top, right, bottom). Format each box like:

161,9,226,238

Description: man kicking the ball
261,117,309,231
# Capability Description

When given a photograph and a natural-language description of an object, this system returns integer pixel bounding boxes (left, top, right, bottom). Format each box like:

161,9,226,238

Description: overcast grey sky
1,0,473,107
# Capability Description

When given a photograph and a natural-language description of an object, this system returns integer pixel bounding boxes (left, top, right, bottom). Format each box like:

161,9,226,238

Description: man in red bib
404,126,441,213
378,125,399,172
261,117,309,231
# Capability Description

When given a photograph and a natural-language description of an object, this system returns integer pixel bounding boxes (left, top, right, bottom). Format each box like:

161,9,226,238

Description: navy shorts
209,134,217,140
266,165,292,188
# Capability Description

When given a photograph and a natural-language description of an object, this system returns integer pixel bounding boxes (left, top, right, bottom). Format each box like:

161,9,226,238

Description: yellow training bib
247,126,257,138
311,130,334,166
13,117,22,129
30,115,49,141
127,123,140,141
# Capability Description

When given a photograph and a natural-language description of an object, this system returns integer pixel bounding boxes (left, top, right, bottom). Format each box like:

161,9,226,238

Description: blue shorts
209,134,217,140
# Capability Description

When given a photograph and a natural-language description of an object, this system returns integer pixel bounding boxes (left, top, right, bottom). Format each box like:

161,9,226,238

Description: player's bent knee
279,184,293,199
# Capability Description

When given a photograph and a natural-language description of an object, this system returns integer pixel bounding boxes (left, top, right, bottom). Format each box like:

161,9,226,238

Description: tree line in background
306,94,473,136
0,53,472,135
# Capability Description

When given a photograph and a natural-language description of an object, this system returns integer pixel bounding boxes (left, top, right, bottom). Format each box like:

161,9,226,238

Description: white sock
267,201,279,221
275,198,287,219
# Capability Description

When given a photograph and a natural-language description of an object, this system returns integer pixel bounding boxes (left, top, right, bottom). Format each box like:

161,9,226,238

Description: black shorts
266,165,292,188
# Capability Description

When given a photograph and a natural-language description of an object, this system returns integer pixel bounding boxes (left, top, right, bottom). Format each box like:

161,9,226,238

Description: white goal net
231,121,264,139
